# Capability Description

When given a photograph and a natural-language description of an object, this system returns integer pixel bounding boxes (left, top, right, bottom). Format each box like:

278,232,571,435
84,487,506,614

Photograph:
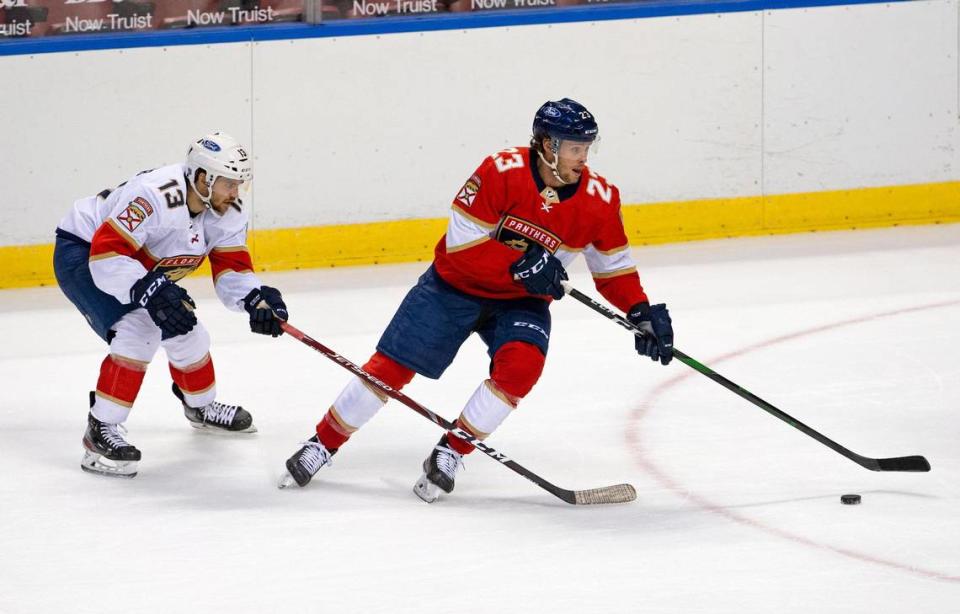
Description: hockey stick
560,282,931,473
280,321,636,505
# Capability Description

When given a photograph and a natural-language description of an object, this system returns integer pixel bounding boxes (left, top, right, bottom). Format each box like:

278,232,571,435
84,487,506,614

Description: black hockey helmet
532,98,599,148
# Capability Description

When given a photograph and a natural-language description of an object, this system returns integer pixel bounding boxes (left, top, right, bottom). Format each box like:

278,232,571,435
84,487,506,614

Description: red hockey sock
314,352,415,451
363,351,415,390
316,411,352,451
443,343,545,455
445,419,480,455
168,354,215,396
96,355,147,407
490,341,545,400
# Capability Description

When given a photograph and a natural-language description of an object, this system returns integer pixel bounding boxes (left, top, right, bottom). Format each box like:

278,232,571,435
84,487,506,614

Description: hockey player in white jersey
53,132,289,478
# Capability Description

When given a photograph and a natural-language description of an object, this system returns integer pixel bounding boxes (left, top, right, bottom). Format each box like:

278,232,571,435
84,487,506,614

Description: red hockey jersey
433,146,648,312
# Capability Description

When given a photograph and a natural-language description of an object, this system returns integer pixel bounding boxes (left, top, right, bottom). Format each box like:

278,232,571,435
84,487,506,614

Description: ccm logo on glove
509,245,568,300
130,270,197,340
243,286,288,337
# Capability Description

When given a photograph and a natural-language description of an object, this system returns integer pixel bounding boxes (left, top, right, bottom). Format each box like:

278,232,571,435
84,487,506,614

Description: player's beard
211,198,232,215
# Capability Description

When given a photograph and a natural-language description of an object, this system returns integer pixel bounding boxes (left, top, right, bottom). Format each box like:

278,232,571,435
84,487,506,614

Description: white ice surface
2,225,959,613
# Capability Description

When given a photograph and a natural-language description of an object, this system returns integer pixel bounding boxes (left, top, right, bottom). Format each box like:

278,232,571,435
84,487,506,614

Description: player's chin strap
186,172,217,213
535,144,569,186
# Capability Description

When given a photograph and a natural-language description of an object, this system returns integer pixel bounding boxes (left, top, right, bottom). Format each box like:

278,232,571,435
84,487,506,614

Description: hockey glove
510,244,568,300
130,270,197,340
243,286,288,337
627,302,674,365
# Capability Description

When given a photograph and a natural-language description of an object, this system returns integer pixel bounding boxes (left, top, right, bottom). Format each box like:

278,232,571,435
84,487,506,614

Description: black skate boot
81,392,142,479
172,383,256,433
278,435,336,489
413,434,464,503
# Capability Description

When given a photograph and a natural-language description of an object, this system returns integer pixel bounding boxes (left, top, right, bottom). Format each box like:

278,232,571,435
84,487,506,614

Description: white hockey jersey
58,164,261,311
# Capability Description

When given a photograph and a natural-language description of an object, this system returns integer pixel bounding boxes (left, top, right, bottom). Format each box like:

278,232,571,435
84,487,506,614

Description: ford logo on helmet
543,106,562,118
200,139,222,152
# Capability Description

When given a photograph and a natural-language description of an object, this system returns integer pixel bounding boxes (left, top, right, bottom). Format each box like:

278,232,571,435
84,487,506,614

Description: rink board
1,0,959,286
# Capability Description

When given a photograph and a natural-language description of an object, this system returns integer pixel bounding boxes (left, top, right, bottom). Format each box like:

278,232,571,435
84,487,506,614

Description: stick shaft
561,284,930,473
280,321,637,502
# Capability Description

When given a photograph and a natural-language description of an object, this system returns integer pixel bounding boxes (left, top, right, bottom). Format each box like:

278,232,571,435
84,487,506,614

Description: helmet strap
187,170,217,211
536,137,570,185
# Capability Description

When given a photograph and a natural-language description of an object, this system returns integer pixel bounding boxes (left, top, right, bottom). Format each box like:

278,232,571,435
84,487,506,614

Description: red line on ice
625,299,960,583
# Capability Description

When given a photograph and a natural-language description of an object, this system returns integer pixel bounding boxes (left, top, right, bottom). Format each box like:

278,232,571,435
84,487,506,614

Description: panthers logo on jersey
495,215,562,253
153,255,205,282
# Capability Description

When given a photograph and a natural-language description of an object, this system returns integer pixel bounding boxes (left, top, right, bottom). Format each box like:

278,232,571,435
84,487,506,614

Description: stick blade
573,483,637,505
876,455,931,472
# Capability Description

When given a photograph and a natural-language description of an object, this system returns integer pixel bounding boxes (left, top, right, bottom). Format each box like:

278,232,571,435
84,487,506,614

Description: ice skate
172,383,257,433
278,435,335,488
81,403,142,479
413,435,464,503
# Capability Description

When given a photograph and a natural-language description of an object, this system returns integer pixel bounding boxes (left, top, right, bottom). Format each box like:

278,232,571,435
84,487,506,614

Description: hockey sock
446,343,545,455
93,354,148,424
169,353,216,408
316,352,415,450
316,411,352,451
490,341,545,399
445,419,482,455
449,380,517,455
365,351,416,392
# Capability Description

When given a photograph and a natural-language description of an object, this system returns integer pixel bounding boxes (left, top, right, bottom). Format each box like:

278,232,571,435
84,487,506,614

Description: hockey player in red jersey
53,132,289,478
280,99,674,501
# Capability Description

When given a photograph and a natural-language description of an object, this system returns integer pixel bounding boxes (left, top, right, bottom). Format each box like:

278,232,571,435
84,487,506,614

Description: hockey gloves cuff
243,286,288,337
130,270,197,340
627,302,674,365
509,245,568,300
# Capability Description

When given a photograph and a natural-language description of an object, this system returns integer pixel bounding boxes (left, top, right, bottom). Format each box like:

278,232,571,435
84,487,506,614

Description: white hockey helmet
186,132,252,209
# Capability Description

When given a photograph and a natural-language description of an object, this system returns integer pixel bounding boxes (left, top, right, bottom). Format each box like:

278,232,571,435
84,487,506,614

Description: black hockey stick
280,321,636,505
561,282,931,473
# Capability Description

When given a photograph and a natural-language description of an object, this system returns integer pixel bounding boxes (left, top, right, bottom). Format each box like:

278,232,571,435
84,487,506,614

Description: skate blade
277,472,298,489
188,422,258,434
81,451,138,479
413,473,440,504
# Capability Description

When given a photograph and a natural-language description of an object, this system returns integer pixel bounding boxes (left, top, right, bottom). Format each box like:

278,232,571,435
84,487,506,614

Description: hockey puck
840,494,861,505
